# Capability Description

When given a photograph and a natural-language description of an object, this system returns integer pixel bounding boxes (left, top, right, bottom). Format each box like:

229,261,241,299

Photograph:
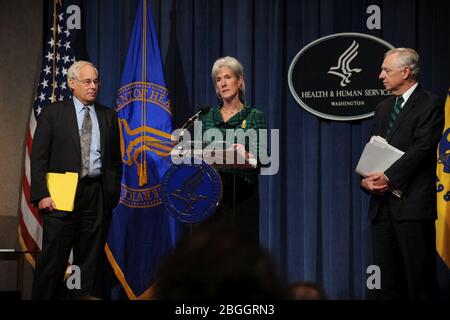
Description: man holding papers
360,48,444,300
30,61,122,299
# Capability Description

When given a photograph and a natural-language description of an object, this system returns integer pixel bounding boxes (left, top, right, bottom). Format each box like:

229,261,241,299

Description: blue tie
386,96,404,136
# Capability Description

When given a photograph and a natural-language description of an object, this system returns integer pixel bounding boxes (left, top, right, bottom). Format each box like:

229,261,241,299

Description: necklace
221,104,244,114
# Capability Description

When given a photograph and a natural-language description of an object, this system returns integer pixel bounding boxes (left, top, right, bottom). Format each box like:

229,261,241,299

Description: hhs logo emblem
328,40,362,87
161,162,222,223
437,128,450,201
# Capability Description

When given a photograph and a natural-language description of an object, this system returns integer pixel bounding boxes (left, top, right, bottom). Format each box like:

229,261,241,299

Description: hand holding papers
356,136,404,197
355,136,404,176
46,172,78,211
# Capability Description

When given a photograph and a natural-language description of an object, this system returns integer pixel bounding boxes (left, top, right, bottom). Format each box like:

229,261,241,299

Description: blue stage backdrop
69,0,449,299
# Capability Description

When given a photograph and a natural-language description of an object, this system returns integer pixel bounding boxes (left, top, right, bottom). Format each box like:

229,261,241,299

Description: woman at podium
200,56,267,246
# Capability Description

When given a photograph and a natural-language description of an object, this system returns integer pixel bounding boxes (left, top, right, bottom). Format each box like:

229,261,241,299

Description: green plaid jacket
200,104,267,185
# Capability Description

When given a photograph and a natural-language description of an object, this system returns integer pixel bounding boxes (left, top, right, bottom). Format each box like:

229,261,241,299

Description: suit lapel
66,101,81,156
380,96,395,138
96,105,106,160
387,86,421,141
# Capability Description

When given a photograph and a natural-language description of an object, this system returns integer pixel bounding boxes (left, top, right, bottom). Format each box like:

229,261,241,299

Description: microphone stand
176,105,210,234
178,105,210,143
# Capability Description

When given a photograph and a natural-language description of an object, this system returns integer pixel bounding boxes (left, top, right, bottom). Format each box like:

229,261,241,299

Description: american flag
19,0,77,264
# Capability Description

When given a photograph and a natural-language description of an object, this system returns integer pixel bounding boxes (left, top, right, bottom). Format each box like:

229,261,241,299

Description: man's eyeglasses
73,78,100,86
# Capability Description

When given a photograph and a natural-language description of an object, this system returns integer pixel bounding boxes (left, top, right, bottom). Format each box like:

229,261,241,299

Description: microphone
179,105,210,142
181,105,210,130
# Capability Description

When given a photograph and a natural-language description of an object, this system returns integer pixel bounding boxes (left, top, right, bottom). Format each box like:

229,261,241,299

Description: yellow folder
46,172,79,212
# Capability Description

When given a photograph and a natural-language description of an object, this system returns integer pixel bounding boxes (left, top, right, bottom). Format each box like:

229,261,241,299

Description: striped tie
386,96,404,136
80,106,92,178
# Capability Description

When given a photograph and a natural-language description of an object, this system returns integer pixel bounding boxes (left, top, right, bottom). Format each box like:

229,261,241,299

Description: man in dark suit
361,48,444,300
30,61,122,299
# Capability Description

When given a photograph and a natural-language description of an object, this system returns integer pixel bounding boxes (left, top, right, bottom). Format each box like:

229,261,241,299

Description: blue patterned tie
386,96,404,136
80,106,92,178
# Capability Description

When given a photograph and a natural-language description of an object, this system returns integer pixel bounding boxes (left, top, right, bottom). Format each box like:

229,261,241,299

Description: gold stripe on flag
436,88,450,268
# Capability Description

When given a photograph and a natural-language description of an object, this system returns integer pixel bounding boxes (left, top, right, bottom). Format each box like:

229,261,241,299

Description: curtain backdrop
71,0,450,299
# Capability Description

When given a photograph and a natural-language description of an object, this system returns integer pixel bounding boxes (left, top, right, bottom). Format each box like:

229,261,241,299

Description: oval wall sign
288,33,395,121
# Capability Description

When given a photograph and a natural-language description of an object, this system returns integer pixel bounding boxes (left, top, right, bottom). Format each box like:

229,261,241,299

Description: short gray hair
67,60,98,82
385,48,420,79
211,56,245,101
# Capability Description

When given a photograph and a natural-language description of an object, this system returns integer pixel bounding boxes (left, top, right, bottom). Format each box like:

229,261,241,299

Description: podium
154,140,258,223
170,140,257,169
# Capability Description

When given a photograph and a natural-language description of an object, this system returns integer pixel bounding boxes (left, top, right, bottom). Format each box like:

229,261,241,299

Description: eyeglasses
73,78,101,86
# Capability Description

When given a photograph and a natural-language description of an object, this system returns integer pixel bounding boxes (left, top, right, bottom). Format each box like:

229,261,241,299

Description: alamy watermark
66,265,81,290
66,5,81,30
366,265,381,290
170,121,279,176
366,5,381,30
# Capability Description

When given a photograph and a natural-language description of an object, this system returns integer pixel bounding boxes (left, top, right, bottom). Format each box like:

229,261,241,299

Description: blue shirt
73,96,102,177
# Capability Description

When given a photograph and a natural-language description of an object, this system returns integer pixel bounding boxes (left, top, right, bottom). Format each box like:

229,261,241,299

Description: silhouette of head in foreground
289,282,328,300
154,228,288,299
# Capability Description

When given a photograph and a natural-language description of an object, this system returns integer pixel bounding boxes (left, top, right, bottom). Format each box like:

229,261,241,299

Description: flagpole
51,0,57,101
140,0,148,186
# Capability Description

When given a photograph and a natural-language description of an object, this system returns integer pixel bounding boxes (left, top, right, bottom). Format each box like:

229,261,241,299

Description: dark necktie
386,96,404,136
80,106,92,178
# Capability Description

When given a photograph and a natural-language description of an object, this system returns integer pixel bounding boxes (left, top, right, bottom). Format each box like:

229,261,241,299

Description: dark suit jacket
30,100,123,213
368,85,444,221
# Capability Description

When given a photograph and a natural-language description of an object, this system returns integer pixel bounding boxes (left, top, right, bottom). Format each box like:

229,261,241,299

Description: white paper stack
355,136,404,177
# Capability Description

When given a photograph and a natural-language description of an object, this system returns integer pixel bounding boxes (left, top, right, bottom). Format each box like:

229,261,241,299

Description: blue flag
106,0,178,299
